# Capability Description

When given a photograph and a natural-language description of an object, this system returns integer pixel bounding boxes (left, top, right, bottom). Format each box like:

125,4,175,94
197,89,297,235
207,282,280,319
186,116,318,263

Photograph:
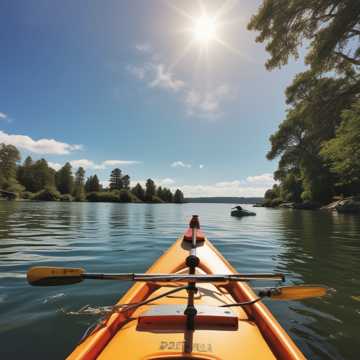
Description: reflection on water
0,202,359,359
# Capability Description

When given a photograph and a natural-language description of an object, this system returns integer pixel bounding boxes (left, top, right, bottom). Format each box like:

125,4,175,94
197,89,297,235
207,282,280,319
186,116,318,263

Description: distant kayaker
232,205,243,211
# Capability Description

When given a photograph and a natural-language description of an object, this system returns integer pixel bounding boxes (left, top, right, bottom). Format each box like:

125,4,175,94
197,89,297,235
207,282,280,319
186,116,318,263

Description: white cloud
215,180,243,188
0,112,7,120
128,43,232,118
171,161,192,168
102,160,141,167
173,173,275,197
70,159,97,169
126,65,147,80
160,178,175,185
185,85,231,118
246,173,274,186
68,159,141,170
48,162,62,171
0,130,82,155
178,184,267,197
100,180,110,189
199,164,204,169
135,43,152,53
149,64,185,92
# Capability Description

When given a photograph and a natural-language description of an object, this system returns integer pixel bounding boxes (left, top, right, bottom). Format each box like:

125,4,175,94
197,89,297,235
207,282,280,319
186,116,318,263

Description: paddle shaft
82,273,285,282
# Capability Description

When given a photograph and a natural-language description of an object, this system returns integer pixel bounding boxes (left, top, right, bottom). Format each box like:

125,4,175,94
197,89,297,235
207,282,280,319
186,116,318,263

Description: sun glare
193,15,218,44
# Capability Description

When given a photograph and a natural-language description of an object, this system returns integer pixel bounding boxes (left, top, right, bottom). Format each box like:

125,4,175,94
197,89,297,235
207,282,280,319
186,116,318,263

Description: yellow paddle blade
269,285,328,300
27,266,85,286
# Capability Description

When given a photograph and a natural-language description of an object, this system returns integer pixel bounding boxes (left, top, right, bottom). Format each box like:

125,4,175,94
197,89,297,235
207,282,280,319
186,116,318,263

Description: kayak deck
68,224,305,360
98,280,275,359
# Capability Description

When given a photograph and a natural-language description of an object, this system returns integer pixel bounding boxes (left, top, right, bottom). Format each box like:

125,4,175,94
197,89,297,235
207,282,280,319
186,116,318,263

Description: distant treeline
0,143,184,203
248,1,360,207
185,197,263,204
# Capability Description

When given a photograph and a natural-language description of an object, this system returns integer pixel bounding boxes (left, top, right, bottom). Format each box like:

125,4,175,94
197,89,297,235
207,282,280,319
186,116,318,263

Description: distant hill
185,197,263,204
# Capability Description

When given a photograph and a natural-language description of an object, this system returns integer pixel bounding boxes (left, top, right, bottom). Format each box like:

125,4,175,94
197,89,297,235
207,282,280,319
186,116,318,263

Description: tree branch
334,52,360,66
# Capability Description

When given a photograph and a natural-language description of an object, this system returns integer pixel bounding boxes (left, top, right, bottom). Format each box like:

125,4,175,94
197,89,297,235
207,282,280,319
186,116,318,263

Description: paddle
27,266,285,286
258,285,328,300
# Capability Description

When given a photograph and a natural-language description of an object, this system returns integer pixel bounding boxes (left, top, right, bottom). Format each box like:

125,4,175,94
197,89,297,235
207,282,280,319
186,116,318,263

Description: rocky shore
254,197,360,214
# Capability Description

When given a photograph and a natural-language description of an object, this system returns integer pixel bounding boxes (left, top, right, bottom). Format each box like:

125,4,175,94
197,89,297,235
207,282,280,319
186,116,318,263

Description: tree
248,1,360,73
321,100,360,195
122,174,130,190
73,167,86,201
85,175,100,193
156,186,163,199
17,156,33,190
248,1,360,203
145,178,156,201
131,183,145,201
0,143,21,190
173,189,184,203
56,162,74,194
109,168,123,190
162,188,173,202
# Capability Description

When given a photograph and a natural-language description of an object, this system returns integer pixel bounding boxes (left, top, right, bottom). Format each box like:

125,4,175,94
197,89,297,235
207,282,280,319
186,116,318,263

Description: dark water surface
0,202,359,359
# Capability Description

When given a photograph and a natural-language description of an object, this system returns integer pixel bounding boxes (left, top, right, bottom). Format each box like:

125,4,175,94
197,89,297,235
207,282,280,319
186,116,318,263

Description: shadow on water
269,209,360,360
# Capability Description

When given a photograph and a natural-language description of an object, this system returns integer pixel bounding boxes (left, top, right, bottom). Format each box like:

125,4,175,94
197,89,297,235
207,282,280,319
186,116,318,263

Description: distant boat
231,206,256,217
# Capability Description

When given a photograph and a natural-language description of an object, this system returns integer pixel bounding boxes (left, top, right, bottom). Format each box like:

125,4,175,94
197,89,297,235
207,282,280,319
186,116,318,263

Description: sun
192,15,218,44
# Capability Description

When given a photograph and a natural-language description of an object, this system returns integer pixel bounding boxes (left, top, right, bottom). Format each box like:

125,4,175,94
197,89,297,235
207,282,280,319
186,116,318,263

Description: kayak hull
67,232,305,360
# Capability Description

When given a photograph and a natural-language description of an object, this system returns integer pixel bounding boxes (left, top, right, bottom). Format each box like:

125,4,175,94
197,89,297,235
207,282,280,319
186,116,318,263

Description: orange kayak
67,216,305,360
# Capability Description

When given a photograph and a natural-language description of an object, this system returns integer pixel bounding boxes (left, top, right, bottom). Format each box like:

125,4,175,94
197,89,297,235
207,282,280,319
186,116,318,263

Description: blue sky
0,0,306,196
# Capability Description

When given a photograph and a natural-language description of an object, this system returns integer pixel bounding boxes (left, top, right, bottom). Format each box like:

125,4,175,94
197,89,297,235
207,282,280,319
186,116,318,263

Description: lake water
0,201,359,359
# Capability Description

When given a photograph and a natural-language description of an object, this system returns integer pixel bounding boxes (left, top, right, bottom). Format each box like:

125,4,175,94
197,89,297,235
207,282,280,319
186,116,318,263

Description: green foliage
131,183,145,201
0,143,21,190
248,1,360,73
56,162,74,194
122,175,130,190
60,194,74,202
173,189,184,203
118,189,133,202
249,2,360,205
18,157,55,192
85,175,100,193
145,179,156,201
73,167,86,201
32,187,61,201
5,182,25,194
109,168,123,190
86,191,119,202
150,195,164,203
0,143,185,203
21,191,33,200
321,100,360,194
156,186,173,202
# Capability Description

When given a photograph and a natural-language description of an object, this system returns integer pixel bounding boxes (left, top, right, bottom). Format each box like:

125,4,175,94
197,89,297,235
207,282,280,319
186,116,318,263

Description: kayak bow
63,215,306,359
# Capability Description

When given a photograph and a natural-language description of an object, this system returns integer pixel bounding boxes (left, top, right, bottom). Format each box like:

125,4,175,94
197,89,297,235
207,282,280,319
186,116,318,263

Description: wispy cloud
149,64,185,92
199,164,204,169
185,85,231,118
135,43,152,53
171,161,192,168
48,162,62,171
102,160,141,167
246,173,274,186
69,159,141,170
0,130,82,155
126,65,147,80
160,178,175,185
0,112,8,120
174,173,275,197
127,43,232,118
